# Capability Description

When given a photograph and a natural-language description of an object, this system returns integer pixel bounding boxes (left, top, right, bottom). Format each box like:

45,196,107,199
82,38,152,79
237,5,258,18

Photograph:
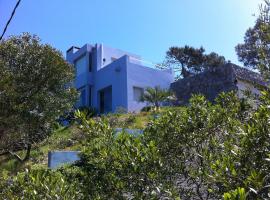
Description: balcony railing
128,56,160,69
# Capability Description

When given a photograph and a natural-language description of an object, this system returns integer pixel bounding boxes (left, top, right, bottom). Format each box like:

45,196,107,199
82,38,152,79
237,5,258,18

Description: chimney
66,46,80,62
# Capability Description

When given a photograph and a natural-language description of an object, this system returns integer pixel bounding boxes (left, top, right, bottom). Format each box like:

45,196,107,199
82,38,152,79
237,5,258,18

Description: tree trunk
8,143,31,162
182,66,192,78
154,102,160,111
0,151,10,156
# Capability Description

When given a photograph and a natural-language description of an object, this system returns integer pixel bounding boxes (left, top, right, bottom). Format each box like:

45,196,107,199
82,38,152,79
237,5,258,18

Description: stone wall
170,64,238,104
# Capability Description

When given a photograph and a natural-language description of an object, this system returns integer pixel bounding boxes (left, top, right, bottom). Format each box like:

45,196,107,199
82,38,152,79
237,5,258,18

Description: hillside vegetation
1,92,270,199
0,107,181,175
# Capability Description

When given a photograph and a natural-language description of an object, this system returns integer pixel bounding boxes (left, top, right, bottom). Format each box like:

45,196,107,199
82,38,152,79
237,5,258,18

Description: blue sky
0,0,262,65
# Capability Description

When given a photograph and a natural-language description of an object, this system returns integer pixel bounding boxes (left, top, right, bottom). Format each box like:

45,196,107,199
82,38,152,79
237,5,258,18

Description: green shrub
143,91,270,199
223,188,247,200
106,114,121,127
70,110,176,199
77,106,97,119
141,106,153,112
124,114,136,125
64,106,96,124
115,106,127,114
2,91,269,199
0,168,83,200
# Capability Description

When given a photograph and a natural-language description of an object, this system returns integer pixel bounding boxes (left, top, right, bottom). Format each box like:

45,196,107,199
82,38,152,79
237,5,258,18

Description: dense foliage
236,0,270,80
0,168,82,200
0,33,77,161
144,91,270,199
1,91,269,199
162,45,226,78
61,110,173,199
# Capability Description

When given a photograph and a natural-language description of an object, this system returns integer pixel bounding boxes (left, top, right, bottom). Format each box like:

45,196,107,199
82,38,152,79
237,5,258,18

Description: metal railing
128,56,160,69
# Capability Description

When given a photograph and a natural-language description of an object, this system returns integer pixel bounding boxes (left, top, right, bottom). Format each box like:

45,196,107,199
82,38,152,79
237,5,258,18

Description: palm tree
141,86,174,111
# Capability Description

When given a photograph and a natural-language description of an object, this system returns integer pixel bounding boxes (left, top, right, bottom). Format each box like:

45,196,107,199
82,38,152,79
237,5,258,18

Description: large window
89,53,92,72
133,87,144,102
75,55,87,76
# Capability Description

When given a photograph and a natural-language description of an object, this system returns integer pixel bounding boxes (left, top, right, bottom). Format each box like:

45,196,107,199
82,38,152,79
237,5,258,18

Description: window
133,87,144,102
89,53,92,72
75,55,87,76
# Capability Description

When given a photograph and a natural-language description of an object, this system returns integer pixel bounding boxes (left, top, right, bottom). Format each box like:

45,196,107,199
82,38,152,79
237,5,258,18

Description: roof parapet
66,46,80,54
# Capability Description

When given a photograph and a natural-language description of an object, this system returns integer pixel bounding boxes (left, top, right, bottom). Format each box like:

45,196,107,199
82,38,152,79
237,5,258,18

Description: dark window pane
89,53,92,72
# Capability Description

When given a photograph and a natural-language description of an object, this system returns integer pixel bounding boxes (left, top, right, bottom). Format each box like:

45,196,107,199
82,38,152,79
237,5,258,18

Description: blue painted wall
94,56,128,112
48,151,80,169
127,57,174,112
66,44,174,113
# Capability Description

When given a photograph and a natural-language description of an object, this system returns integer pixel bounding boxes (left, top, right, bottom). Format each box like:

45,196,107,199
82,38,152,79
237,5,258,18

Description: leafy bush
141,106,153,112
69,110,176,199
143,91,270,199
0,168,83,200
223,188,247,200
62,106,97,125
77,106,97,119
70,92,270,199
115,106,128,115
2,91,270,199
124,114,136,125
0,33,78,162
